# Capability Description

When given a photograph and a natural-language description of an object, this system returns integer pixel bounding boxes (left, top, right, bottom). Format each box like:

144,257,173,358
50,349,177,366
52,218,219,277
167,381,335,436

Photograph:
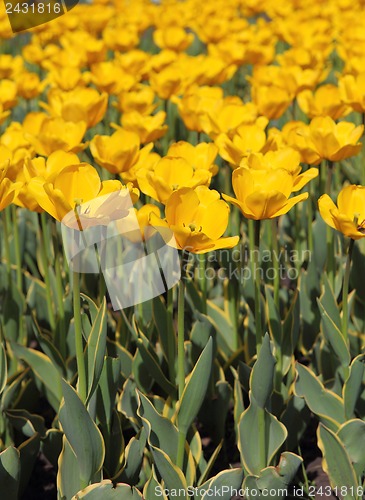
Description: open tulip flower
0,166,21,211
120,110,168,144
297,84,350,120
338,73,365,113
136,156,211,204
223,166,311,220
27,160,139,228
150,186,239,253
293,116,363,165
167,141,219,175
319,185,365,240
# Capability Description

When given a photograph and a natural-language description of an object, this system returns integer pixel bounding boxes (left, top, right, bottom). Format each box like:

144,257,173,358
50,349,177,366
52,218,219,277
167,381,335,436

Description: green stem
166,287,175,383
39,214,56,332
199,253,207,314
51,220,66,357
73,270,87,402
307,183,314,253
2,210,12,283
326,161,335,288
271,219,280,307
342,238,355,347
11,205,22,290
176,259,186,471
249,219,262,354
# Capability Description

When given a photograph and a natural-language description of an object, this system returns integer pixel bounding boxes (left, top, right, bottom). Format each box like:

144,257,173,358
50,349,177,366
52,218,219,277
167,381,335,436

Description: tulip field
1,0,365,498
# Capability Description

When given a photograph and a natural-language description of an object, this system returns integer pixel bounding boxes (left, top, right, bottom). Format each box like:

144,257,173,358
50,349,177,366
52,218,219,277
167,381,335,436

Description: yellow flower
0,80,17,111
0,55,23,79
117,204,160,243
23,114,87,157
27,161,138,228
150,186,239,254
201,100,259,139
90,61,136,95
0,104,10,125
297,85,350,120
45,67,88,91
0,166,21,211
223,167,309,220
120,111,168,144
153,26,195,52
16,72,45,100
90,129,151,175
251,84,292,120
215,120,268,167
167,141,219,176
319,185,365,239
293,117,363,165
103,24,140,52
44,88,108,129
114,85,156,115
338,73,365,113
137,156,212,204
149,66,184,100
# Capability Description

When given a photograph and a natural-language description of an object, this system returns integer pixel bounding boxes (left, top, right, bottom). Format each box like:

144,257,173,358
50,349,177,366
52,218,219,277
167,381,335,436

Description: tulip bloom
27,161,139,228
223,166,310,220
319,185,365,240
167,141,219,175
297,85,350,120
137,156,211,204
120,111,168,144
338,73,365,113
0,167,21,211
150,186,239,253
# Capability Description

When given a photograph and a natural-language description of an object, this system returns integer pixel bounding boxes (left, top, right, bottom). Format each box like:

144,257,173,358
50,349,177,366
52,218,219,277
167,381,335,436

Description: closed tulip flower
319,185,365,239
150,186,239,253
223,166,309,220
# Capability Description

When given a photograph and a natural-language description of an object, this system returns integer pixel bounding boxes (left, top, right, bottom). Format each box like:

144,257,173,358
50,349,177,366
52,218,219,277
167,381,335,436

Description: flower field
0,0,365,498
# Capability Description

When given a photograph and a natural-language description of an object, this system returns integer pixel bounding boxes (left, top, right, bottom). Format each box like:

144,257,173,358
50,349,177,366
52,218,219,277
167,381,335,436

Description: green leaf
317,299,350,367
5,409,46,438
150,445,188,499
343,354,365,419
136,338,176,397
201,468,244,500
317,424,359,500
250,333,275,409
57,435,83,500
10,343,62,412
59,380,105,485
238,398,287,476
206,300,235,353
0,341,7,395
0,446,20,499
85,298,107,404
72,481,143,499
177,337,213,433
143,468,168,500
337,419,365,478
294,363,345,430
265,287,282,346
319,273,342,330
18,433,41,497
118,430,146,484
152,295,176,365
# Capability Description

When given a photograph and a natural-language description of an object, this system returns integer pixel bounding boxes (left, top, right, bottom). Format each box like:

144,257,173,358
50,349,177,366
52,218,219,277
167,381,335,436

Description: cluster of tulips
1,0,365,498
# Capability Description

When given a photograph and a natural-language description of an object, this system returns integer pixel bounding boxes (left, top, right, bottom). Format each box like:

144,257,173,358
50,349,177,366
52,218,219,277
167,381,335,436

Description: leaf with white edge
143,468,168,500
343,354,365,419
59,380,105,485
337,419,365,478
10,342,62,412
317,424,359,500
150,445,188,499
72,481,143,499
250,333,275,409
0,446,20,499
177,338,213,433
238,397,287,476
85,298,107,404
0,341,7,395
57,436,82,500
294,363,345,431
201,468,244,500
317,299,350,367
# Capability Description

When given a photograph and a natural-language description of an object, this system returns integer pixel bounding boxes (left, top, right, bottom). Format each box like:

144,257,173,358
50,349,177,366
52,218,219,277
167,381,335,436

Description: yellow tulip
90,129,151,175
215,120,268,167
223,167,309,220
150,186,239,254
0,55,23,79
103,25,140,52
44,88,108,129
0,80,17,111
90,61,136,95
23,114,87,156
338,73,365,113
137,156,211,204
16,72,45,100
114,85,156,115
149,66,184,100
153,26,195,52
319,185,365,240
0,167,21,211
167,141,219,176
27,161,139,228
251,84,292,120
297,85,350,120
45,67,88,91
121,111,168,144
293,117,363,165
